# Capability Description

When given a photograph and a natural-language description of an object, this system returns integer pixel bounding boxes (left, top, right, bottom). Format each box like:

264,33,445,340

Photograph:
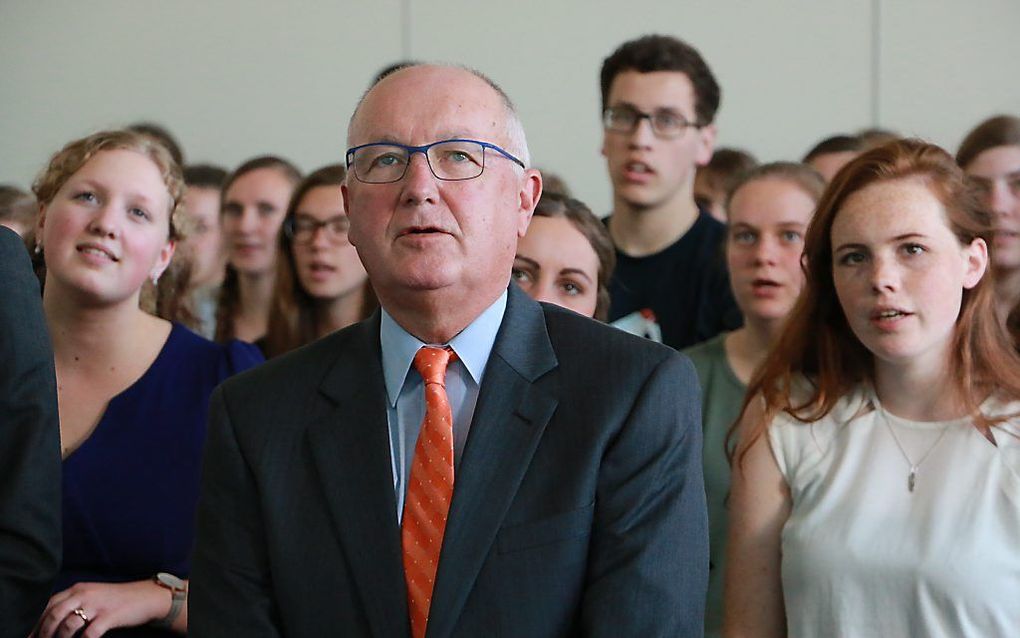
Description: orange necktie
402,346,457,638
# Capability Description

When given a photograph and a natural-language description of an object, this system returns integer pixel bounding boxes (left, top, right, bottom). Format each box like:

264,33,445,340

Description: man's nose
401,153,439,205
627,116,656,147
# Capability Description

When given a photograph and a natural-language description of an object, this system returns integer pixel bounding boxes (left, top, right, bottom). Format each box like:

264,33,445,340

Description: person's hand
32,580,171,638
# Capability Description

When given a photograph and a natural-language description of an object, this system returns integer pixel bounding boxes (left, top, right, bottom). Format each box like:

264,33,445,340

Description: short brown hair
802,134,865,163
183,164,228,190
600,34,721,125
532,193,616,321
956,115,1020,169
0,185,36,228
696,147,759,209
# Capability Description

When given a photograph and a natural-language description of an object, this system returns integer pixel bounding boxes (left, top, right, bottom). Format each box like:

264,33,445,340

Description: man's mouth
624,161,654,175
400,226,445,237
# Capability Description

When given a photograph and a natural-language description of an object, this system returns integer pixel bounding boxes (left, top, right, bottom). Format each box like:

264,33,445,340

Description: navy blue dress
58,324,263,636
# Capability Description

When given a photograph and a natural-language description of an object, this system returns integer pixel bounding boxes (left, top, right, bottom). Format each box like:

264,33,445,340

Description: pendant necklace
879,403,952,493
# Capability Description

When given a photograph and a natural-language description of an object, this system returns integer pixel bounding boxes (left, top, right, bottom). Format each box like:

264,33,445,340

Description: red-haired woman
724,139,1020,637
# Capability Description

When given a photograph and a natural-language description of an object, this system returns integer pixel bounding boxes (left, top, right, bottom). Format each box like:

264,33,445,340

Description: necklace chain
876,400,952,493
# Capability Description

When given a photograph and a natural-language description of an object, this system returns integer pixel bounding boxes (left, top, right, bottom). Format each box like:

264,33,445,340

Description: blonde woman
31,130,262,637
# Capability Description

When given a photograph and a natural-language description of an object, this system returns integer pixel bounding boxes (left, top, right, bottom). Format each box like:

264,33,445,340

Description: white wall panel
1,0,1015,217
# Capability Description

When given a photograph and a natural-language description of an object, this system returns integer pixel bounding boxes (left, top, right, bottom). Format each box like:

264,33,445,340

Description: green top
683,333,747,638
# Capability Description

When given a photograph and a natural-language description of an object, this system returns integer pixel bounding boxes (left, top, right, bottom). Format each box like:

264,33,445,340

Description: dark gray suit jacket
190,285,708,637
0,227,62,637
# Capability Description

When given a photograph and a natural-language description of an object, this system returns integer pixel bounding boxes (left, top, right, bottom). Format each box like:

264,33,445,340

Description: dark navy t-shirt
608,210,742,350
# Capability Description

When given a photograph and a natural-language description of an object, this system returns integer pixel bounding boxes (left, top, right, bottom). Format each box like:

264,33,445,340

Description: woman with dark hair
724,140,1020,637
215,156,301,346
263,165,375,357
683,161,824,637
512,192,615,320
957,115,1020,329
30,130,262,636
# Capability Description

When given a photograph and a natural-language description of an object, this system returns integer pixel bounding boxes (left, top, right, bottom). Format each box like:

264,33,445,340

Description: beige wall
2,0,1017,214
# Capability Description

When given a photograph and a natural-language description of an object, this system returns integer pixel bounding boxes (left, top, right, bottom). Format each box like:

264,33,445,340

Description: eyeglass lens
605,107,693,137
291,216,350,242
351,141,486,183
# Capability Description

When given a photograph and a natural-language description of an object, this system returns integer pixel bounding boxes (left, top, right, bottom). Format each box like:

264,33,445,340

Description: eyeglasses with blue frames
345,138,526,184
603,105,703,139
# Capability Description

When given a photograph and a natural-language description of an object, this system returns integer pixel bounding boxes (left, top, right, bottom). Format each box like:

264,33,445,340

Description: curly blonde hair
32,129,186,241
31,129,193,320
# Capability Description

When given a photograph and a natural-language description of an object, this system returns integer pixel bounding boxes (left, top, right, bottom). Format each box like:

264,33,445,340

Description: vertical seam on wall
871,0,882,126
401,0,412,59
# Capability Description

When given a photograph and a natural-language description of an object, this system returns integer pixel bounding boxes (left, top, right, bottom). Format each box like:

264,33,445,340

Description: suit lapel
426,287,559,637
305,315,410,638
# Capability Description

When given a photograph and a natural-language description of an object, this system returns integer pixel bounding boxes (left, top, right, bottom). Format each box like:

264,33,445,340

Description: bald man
190,65,708,637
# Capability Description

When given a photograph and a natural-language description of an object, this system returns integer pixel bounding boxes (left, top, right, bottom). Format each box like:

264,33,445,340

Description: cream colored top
769,386,1020,637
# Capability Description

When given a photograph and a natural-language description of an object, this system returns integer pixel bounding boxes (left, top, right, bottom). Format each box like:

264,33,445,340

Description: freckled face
38,149,175,307
831,178,987,372
513,215,600,317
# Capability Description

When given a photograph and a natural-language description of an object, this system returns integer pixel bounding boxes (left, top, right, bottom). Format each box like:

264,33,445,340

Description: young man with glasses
191,64,708,637
601,34,741,350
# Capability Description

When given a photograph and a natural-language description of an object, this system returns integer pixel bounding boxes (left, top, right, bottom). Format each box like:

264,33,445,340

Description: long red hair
731,139,1020,464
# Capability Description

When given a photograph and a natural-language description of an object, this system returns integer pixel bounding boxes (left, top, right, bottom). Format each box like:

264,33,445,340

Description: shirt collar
380,290,508,407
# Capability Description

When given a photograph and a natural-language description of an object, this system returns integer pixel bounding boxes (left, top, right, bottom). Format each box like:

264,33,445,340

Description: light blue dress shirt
380,291,507,522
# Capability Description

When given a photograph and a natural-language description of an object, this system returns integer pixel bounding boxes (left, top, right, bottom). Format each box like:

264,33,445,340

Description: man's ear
517,169,542,237
341,182,359,248
695,123,717,167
